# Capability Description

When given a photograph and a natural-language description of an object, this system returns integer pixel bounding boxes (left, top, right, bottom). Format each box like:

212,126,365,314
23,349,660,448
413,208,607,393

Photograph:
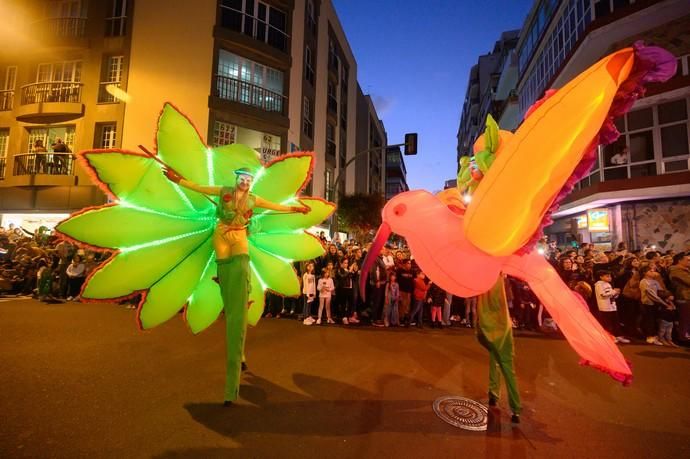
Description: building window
215,49,285,113
212,120,237,146
98,55,124,103
106,0,128,37
583,98,690,187
326,123,336,159
302,97,313,138
327,81,337,114
0,129,8,158
306,0,316,34
1,66,16,111
0,128,7,179
219,0,289,52
518,0,591,116
27,126,75,152
304,46,315,86
95,123,117,149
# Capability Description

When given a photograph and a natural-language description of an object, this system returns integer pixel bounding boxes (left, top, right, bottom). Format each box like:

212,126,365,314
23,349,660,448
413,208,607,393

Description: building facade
456,30,519,162
513,0,690,251
384,145,408,201
0,0,131,229
0,0,384,230
354,84,386,196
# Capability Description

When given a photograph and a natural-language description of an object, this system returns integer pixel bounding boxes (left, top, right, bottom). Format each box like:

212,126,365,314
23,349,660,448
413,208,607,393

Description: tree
337,193,385,242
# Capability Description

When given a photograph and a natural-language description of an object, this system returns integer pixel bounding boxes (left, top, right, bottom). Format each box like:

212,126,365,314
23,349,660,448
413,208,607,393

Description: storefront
1,212,70,233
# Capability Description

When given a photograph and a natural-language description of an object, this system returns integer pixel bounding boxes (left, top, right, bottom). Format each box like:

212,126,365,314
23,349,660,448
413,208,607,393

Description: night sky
334,0,533,191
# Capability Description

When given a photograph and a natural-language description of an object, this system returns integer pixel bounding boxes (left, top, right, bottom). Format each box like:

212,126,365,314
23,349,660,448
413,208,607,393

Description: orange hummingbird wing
464,48,635,257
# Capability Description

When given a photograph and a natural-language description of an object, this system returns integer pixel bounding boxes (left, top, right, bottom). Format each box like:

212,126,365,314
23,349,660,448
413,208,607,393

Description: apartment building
514,0,690,251
456,30,520,161
0,0,383,230
0,0,131,229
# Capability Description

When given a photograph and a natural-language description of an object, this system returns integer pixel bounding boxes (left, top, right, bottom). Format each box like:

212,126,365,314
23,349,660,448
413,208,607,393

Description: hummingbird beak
359,221,392,301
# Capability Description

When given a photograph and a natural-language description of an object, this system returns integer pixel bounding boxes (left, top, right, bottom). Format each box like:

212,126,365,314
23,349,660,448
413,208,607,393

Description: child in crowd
640,265,672,345
658,294,678,347
302,262,316,325
408,271,429,328
383,272,400,327
316,268,335,325
427,282,447,328
594,270,630,344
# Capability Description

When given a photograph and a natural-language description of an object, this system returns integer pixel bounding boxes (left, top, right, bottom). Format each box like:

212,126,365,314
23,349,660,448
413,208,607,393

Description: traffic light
404,133,418,155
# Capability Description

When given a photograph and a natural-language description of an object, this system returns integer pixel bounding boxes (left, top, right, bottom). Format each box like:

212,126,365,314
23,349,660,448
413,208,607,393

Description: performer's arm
163,168,221,195
254,196,309,214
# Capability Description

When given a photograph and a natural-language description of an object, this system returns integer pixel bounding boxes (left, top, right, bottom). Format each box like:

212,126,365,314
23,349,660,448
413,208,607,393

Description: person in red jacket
407,271,429,328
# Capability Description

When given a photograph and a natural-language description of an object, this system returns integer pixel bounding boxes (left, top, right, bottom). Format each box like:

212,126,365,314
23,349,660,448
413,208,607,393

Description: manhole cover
433,396,488,431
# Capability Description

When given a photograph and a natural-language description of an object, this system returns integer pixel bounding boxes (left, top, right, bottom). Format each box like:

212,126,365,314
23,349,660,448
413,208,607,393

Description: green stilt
217,254,250,402
476,276,522,415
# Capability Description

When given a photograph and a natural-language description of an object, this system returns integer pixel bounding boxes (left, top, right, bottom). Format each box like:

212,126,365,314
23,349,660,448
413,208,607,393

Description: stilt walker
55,103,335,404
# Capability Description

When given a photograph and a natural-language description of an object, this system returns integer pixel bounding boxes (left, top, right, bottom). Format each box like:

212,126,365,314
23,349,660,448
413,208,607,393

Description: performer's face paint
236,174,253,191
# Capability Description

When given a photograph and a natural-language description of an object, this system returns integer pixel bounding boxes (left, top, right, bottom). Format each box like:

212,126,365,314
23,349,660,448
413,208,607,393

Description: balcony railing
0,157,5,179
214,75,286,114
20,81,83,105
38,17,87,37
0,90,13,111
12,153,75,176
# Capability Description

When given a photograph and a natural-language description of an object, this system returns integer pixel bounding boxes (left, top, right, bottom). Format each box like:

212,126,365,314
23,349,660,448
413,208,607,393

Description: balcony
16,82,84,120
13,153,76,177
0,157,5,180
31,17,88,49
0,90,13,111
214,75,286,114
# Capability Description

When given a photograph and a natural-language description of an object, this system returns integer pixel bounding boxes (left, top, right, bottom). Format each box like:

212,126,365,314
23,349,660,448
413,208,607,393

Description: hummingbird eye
393,203,407,216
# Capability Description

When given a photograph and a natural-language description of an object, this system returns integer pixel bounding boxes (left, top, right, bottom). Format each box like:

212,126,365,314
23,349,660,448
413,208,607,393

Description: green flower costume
56,103,335,401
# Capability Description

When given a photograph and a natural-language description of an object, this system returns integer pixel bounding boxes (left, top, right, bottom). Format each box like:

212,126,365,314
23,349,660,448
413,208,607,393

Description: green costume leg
488,349,501,400
217,254,250,402
477,276,522,415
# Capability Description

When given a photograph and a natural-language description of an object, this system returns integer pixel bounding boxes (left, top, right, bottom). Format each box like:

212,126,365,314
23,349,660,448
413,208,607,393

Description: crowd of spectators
265,233,690,347
548,242,690,346
3,223,688,347
0,224,104,302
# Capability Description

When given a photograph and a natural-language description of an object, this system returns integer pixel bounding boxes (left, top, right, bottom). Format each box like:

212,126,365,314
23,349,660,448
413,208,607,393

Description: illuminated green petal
82,228,212,299
186,255,223,334
250,232,324,261
211,143,262,187
247,267,265,327
139,237,214,329
84,151,211,215
56,205,213,249
252,154,312,205
252,198,335,233
156,104,214,194
248,243,300,296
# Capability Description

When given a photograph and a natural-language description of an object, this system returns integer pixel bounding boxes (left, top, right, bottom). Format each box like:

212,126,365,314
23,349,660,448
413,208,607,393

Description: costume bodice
217,186,256,227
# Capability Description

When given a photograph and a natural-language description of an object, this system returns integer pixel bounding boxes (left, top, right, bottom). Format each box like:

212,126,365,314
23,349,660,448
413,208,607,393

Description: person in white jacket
594,270,629,344
301,262,317,324
316,268,335,325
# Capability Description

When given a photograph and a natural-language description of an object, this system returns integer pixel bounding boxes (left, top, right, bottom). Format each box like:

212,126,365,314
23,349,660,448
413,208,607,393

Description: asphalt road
1,299,689,459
